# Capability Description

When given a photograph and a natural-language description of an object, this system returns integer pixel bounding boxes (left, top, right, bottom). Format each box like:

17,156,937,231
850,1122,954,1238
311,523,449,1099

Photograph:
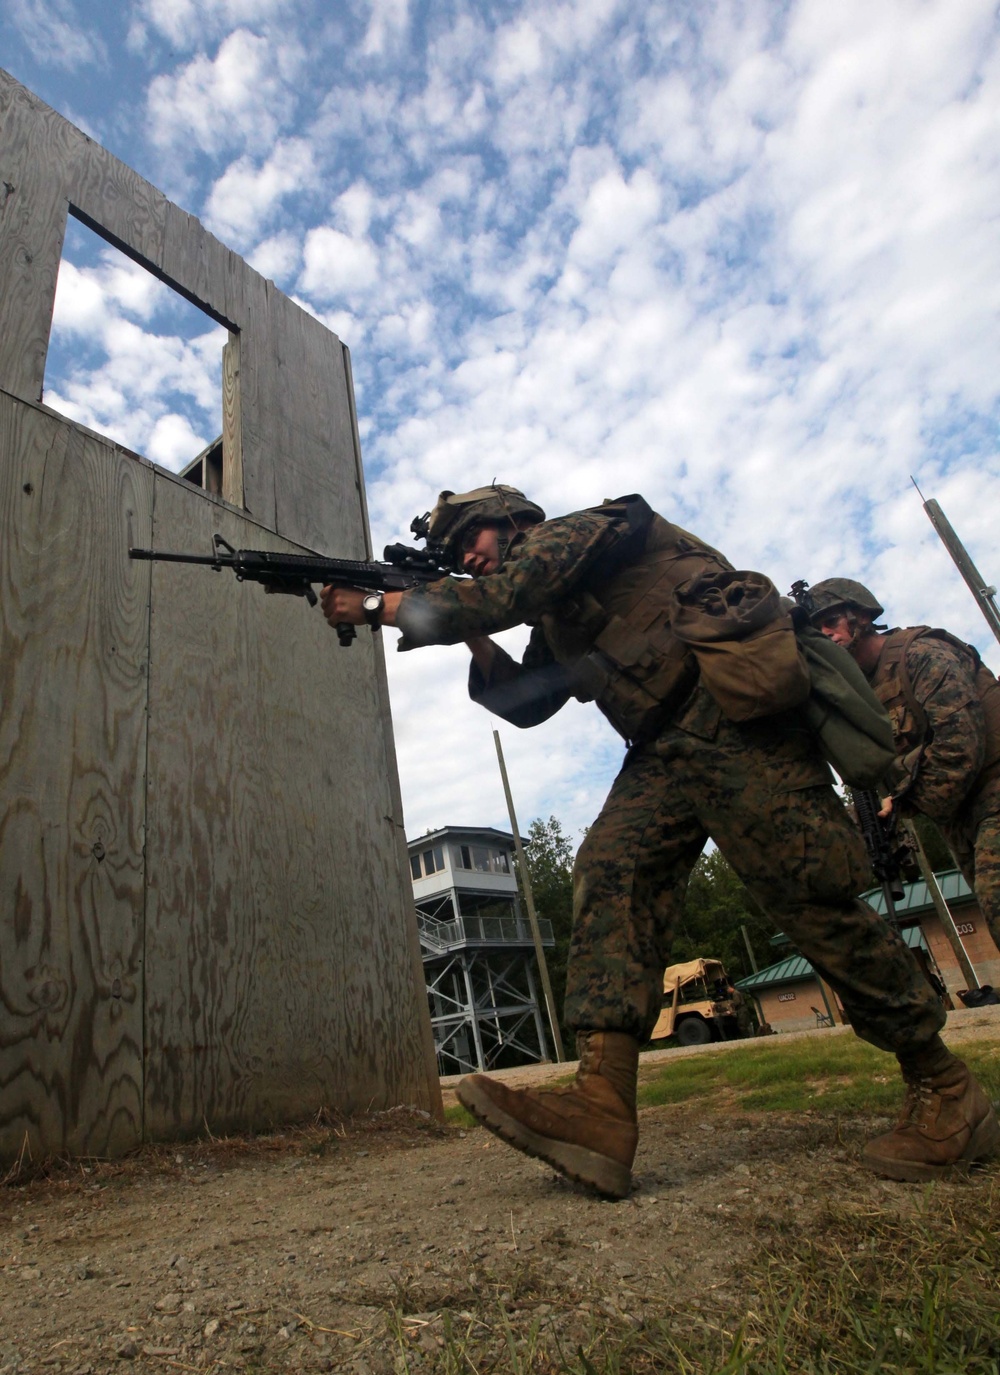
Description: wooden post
493,730,566,1062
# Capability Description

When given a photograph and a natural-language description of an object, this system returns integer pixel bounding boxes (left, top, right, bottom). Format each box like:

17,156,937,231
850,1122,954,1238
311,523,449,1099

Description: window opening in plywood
43,210,231,490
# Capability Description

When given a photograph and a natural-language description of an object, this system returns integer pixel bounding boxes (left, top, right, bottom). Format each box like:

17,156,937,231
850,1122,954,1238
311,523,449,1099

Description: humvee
649,957,750,1046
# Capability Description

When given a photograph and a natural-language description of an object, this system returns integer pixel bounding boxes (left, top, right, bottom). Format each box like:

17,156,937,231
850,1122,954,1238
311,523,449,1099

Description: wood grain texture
0,71,72,403
0,392,151,1159
142,478,440,1138
1,69,369,560
239,278,363,555
221,334,243,508
266,296,363,557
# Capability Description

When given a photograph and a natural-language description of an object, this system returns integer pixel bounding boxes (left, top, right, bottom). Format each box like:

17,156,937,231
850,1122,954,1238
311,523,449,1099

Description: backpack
671,570,896,788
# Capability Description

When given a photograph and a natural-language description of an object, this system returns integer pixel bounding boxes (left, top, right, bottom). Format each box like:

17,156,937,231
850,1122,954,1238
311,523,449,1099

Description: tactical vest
873,626,1000,794
539,498,733,742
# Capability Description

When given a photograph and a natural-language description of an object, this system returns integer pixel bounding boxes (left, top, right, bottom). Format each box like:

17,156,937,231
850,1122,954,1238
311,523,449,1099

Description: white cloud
249,230,302,283
204,138,317,244
8,0,106,69
493,18,545,86
299,226,380,301
130,0,291,50
146,412,210,468
46,248,225,473
146,28,301,156
362,0,409,57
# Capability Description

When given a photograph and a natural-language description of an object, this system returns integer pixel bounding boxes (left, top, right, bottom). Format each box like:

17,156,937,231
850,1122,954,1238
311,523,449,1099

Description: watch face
363,594,382,611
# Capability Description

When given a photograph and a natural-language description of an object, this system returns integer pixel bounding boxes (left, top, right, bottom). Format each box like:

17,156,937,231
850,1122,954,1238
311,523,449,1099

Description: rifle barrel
129,547,228,566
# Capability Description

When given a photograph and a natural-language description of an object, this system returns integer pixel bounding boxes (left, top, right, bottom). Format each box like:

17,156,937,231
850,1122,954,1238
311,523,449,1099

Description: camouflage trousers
939,776,1000,954
565,690,946,1054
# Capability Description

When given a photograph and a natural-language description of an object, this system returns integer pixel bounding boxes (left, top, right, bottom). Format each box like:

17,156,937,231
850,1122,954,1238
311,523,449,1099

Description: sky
4,0,1000,850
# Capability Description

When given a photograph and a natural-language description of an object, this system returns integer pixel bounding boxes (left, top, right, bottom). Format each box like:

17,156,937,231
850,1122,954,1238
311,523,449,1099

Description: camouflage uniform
397,510,945,1053
869,629,1000,952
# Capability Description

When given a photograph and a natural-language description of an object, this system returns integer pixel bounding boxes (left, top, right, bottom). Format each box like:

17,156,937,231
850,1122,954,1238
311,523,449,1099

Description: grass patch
431,1032,1000,1370
388,1177,1000,1375
638,1035,1000,1118
444,1102,477,1129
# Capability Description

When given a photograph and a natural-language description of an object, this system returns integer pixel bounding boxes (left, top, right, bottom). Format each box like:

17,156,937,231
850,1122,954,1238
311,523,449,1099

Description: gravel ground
3,1009,998,1374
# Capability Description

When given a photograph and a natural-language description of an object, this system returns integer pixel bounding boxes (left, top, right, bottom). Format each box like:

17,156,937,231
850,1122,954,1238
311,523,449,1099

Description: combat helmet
415,485,545,568
808,578,885,621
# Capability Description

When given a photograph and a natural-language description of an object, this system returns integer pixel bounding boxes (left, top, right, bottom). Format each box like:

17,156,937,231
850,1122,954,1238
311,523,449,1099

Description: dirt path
3,1010,998,1374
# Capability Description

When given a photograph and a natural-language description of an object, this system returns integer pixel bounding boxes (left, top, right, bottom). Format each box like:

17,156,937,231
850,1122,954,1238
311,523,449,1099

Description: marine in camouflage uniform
809,580,1000,954
320,495,999,1195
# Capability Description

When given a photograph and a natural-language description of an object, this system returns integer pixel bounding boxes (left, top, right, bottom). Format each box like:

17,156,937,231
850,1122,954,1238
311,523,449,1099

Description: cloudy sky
5,0,1000,847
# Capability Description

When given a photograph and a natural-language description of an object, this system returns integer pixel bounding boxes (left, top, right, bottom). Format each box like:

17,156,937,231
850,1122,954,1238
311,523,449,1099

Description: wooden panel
0,71,73,402
142,477,440,1137
231,274,275,529
267,296,363,556
160,199,244,331
221,333,243,508
68,141,170,285
0,392,151,1159
241,279,362,555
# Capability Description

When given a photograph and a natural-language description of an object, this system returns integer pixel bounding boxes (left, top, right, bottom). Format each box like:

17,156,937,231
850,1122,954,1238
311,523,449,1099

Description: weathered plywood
142,477,440,1137
0,68,366,558
0,392,151,1158
0,70,442,1158
0,74,72,403
221,333,243,508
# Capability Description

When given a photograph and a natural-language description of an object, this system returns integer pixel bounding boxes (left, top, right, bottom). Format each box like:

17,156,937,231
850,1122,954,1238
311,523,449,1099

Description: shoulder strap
579,494,655,585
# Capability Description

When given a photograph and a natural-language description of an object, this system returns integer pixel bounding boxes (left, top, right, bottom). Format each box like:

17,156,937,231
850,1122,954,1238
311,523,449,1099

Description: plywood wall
0,394,149,1158
141,475,437,1136
0,68,441,1159
0,67,362,557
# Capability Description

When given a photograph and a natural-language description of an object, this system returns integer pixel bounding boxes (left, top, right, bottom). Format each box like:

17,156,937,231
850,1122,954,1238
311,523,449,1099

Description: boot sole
863,1107,1000,1183
456,1078,632,1199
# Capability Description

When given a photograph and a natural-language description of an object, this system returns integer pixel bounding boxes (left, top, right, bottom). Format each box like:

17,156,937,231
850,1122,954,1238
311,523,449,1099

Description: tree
518,816,575,1054
906,812,955,874
671,847,774,981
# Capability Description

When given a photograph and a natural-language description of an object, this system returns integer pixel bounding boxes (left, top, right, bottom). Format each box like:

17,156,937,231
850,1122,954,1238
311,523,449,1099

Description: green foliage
520,815,576,1052
671,847,774,982
908,812,956,873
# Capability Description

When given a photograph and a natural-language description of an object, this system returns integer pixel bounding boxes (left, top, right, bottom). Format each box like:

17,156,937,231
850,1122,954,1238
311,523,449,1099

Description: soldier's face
462,525,502,577
817,609,854,646
818,607,875,655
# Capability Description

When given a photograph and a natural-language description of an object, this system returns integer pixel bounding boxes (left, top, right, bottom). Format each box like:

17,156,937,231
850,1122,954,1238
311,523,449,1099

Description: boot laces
897,1071,937,1128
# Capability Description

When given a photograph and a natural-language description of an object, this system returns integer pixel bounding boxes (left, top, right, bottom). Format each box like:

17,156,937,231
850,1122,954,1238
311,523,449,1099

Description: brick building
738,870,999,1034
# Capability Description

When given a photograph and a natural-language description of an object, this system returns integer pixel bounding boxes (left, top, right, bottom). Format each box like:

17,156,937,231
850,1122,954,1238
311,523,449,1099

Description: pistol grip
336,623,357,647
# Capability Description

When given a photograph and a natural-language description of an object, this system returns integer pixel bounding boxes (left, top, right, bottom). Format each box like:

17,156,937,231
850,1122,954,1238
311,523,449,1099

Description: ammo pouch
670,571,811,721
565,595,698,744
794,625,897,789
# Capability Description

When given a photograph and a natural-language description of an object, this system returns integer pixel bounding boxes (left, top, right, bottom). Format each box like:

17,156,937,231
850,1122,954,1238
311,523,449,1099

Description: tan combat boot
456,1031,639,1198
863,1036,1000,1182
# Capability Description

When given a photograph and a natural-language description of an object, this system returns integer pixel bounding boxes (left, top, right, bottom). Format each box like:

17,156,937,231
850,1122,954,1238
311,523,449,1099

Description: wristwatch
362,592,384,627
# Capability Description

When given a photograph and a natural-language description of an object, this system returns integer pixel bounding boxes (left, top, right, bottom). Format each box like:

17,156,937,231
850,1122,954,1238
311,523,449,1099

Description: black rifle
851,786,905,928
129,534,453,645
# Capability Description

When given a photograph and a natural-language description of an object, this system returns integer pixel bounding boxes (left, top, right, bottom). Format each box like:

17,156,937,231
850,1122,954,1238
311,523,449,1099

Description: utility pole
739,924,759,973
912,480,1000,649
904,822,982,993
493,730,566,1062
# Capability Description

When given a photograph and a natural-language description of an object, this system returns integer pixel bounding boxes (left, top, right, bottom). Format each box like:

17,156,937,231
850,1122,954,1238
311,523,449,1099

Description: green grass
638,1035,1000,1117
446,1035,1000,1127
430,1032,1000,1373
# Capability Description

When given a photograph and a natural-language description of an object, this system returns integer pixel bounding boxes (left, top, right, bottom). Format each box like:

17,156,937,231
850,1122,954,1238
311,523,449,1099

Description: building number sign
955,922,976,937
777,992,796,1002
